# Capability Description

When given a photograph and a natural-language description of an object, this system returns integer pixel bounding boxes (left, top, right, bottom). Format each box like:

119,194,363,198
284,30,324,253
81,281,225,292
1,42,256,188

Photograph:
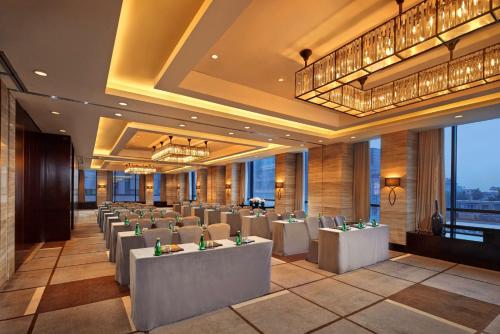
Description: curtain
353,142,370,221
78,170,85,203
416,128,445,232
294,153,304,211
138,174,146,203
239,163,246,205
160,174,167,202
106,171,113,202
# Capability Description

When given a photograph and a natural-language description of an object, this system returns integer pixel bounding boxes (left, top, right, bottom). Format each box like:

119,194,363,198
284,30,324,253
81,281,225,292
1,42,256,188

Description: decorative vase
431,199,444,236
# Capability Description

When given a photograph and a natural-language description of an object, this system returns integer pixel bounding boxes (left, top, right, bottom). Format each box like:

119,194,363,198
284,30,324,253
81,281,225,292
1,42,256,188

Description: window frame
245,157,276,208
112,171,140,202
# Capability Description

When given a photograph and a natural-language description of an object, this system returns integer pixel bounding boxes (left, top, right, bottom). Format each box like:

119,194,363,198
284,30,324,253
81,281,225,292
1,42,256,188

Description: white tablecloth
181,205,191,217
104,215,120,249
204,209,220,225
115,231,145,286
130,237,272,331
221,212,240,236
272,220,309,256
109,222,132,262
241,215,270,238
318,225,389,274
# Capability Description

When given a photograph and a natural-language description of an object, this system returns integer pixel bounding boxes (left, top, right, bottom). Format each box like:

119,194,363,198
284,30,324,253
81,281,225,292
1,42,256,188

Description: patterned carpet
0,210,499,334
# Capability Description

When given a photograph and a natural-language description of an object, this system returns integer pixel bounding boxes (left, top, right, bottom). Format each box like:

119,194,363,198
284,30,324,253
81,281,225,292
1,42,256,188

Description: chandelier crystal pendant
295,0,500,115
151,136,209,163
124,164,157,174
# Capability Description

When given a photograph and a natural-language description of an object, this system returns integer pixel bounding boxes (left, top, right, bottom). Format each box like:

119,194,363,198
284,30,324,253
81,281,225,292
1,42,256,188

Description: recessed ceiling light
278,78,284,82
114,113,123,117
268,138,273,141
285,134,291,137
191,116,198,119
228,132,234,135
51,111,60,115
454,115,463,118
83,101,89,105
244,126,250,129
50,95,58,99
59,129,66,133
179,124,186,127
350,136,356,139
318,140,323,143
118,102,127,106
211,54,219,60
34,70,47,77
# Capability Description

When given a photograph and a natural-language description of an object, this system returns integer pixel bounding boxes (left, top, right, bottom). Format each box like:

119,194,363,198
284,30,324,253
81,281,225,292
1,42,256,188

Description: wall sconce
146,185,153,190
225,184,231,192
385,177,401,206
98,184,106,189
275,181,284,200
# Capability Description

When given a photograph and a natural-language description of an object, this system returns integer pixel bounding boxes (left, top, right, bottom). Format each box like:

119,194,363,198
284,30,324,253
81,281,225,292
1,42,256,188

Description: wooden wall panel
145,174,153,205
381,130,417,245
275,153,297,213
96,171,108,205
207,166,225,204
196,169,208,203
308,143,353,217
166,174,178,204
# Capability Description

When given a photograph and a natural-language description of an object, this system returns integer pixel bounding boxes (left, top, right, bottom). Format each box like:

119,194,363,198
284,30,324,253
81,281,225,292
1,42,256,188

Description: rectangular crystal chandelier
317,43,500,117
124,164,157,175
151,138,209,163
295,0,500,113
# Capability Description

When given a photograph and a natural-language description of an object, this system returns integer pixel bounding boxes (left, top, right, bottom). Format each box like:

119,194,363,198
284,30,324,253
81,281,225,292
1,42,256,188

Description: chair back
266,212,279,231
239,208,252,218
142,228,173,247
155,218,176,229
178,226,203,243
293,210,306,219
281,212,293,220
305,217,320,240
334,215,346,226
320,215,336,229
207,223,230,240
165,211,178,219
182,216,199,226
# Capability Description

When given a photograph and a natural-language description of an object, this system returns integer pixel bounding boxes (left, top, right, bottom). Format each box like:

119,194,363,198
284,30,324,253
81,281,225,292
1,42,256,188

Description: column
145,174,154,205
275,153,297,213
207,166,225,204
166,174,178,204
380,130,417,245
196,168,208,203
96,170,109,205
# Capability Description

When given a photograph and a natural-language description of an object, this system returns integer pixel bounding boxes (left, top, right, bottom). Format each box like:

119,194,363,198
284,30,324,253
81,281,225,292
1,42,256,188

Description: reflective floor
0,210,499,334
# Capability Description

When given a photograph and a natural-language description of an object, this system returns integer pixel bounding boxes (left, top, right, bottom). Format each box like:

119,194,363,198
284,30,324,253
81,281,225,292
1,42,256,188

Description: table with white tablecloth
191,207,205,224
99,210,112,231
318,225,389,274
130,237,272,331
272,220,309,256
220,212,240,236
181,205,191,217
204,209,220,225
104,215,121,248
115,231,145,286
173,203,181,214
109,222,132,262
241,215,270,238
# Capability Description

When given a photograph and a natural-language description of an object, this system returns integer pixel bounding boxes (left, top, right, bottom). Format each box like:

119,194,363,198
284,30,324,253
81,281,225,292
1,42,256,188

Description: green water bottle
342,222,347,231
134,223,141,236
124,216,130,226
150,216,156,228
317,212,321,219
288,216,292,223
199,234,206,250
154,238,162,256
236,230,242,246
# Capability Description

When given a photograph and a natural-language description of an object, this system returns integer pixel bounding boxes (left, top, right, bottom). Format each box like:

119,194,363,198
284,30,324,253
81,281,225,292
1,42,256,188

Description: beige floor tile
422,273,500,306
313,319,371,334
151,308,257,334
388,250,407,258
33,248,61,259
32,298,131,334
235,291,338,334
366,260,438,283
18,256,57,272
50,262,115,285
61,243,107,256
392,254,456,272
334,268,414,297
446,264,500,286
291,278,382,316
270,282,284,293
291,260,336,277
271,257,286,266
0,315,34,334
0,269,52,292
349,300,475,334
484,314,500,334
57,251,108,267
0,288,35,320
64,237,105,247
271,263,324,288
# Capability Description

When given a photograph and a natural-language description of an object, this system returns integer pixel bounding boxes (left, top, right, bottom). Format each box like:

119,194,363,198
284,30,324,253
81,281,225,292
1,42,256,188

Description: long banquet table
220,212,240,236
272,219,309,256
241,215,270,238
318,224,389,274
130,237,272,331
204,209,220,225
191,207,205,224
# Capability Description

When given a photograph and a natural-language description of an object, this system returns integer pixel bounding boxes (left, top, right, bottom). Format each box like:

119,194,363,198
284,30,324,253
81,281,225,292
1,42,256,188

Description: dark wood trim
389,242,407,253
77,202,98,210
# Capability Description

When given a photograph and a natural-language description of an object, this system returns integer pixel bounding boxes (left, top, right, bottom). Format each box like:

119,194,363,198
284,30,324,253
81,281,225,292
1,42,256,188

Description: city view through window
369,139,381,222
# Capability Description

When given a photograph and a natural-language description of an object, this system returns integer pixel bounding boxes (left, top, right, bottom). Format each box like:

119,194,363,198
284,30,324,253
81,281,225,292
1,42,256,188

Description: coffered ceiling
1,0,499,172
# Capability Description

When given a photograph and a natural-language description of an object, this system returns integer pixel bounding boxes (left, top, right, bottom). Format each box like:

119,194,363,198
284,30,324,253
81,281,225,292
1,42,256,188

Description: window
369,138,381,221
83,169,97,202
445,118,500,242
189,171,196,201
303,151,309,213
246,157,275,207
153,173,161,202
112,172,140,202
